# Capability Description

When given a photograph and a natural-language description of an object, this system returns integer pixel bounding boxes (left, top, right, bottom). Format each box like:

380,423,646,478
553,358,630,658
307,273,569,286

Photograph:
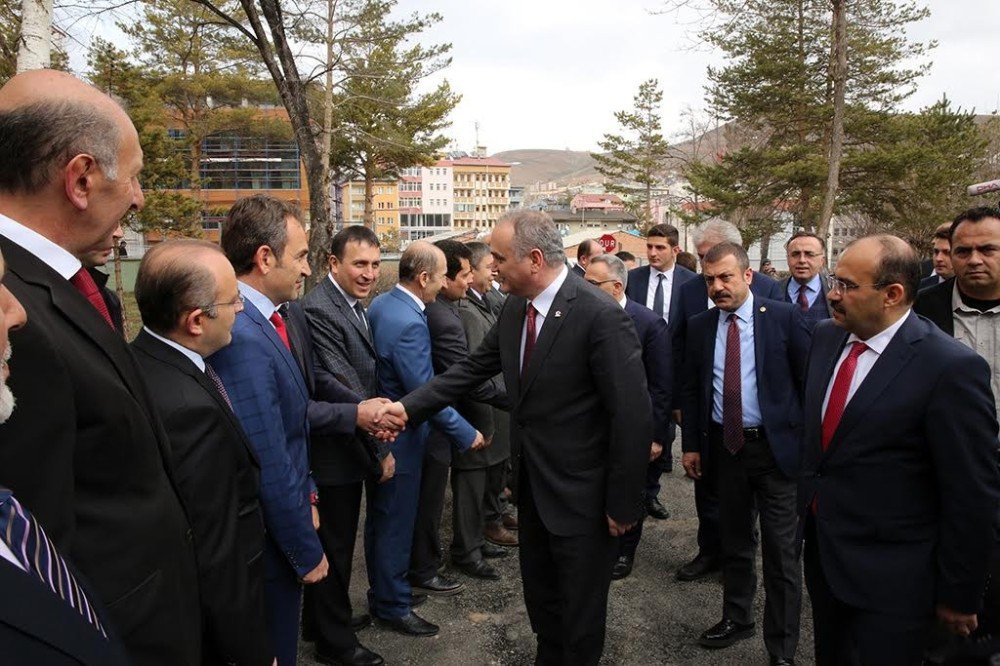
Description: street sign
597,234,617,253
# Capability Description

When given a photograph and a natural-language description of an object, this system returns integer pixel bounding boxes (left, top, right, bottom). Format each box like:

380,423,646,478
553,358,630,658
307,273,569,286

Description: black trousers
519,466,617,666
804,518,930,666
303,482,364,654
451,462,506,565
409,455,450,582
694,449,722,558
713,427,801,659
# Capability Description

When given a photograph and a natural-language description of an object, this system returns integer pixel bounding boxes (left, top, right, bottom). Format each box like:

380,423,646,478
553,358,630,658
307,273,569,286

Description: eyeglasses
789,250,823,259
586,279,618,286
825,275,887,294
200,293,245,312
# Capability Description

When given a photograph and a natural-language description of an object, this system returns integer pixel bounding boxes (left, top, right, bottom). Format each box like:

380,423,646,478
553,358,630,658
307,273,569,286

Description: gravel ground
298,450,815,665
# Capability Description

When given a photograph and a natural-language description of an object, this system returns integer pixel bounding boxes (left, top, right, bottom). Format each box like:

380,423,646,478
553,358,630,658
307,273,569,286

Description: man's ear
183,308,206,337
253,245,275,274
64,154,100,212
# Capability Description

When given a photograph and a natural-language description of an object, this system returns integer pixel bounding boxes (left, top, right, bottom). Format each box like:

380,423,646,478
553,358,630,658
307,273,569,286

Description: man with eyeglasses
781,231,830,328
801,234,999,666
131,239,274,665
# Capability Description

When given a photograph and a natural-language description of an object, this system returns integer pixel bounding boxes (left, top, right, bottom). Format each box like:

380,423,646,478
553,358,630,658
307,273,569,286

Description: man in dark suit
801,234,1000,665
585,253,671,580
300,224,397,665
672,218,784,582
680,242,809,664
209,195,328,666
919,222,954,291
624,223,696,519
780,231,831,328
131,239,272,665
573,238,602,277
366,242,483,638
383,210,652,665
0,69,201,664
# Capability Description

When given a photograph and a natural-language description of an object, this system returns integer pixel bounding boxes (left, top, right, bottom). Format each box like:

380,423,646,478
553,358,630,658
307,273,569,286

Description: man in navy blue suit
801,235,1000,665
586,254,671,580
210,195,328,666
624,223,696,519
366,241,484,638
779,231,831,328
680,242,809,664
672,218,784,582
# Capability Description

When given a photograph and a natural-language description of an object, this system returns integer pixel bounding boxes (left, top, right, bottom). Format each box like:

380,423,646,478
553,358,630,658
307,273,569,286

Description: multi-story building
398,163,454,243
451,154,512,230
341,180,399,239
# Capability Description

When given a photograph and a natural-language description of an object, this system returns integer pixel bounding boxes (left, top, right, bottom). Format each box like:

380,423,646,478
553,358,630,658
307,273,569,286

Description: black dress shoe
675,552,720,581
350,612,372,630
481,542,510,559
645,496,670,520
698,618,755,648
410,574,465,596
769,657,795,666
456,559,500,580
374,611,439,637
315,643,385,666
611,555,633,580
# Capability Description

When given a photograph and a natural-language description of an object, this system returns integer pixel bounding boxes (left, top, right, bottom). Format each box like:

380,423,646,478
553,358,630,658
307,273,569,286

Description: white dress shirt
394,284,426,312
142,326,206,372
520,266,569,368
822,310,911,415
645,265,675,323
0,212,81,279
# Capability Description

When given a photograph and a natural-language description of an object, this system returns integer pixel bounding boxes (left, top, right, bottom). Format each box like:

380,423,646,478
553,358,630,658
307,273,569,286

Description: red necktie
821,342,869,450
521,303,538,377
722,313,744,454
69,268,114,330
797,285,810,312
269,311,291,351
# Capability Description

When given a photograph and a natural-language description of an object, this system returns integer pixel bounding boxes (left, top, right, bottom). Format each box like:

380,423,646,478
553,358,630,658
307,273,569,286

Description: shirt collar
650,265,674,280
617,294,628,309
394,283,426,312
719,291,755,324
0,212,82,280
328,273,359,309
469,287,484,301
796,273,822,294
239,281,279,320
847,309,911,354
142,326,206,372
952,283,1000,314
530,265,569,318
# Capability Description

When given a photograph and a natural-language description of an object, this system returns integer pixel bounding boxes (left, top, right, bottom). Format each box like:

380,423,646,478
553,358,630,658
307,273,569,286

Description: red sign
597,234,617,253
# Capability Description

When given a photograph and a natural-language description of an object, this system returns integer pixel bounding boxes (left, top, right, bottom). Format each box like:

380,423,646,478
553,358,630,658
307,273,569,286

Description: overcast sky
406,0,1000,154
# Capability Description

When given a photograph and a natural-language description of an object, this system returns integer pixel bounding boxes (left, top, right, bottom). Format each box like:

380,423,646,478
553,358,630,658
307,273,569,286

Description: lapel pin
759,306,766,312
553,311,562,318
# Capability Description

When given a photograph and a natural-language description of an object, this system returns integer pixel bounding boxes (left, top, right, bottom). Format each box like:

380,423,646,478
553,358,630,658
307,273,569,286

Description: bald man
0,70,201,664
131,241,272,665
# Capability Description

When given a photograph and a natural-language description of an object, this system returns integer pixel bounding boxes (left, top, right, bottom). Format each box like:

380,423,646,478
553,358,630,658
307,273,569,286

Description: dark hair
330,224,379,260
846,234,922,303
950,206,1000,241
465,241,492,268
434,240,473,279
647,223,680,246
577,239,598,260
703,241,749,271
785,230,826,252
615,250,636,263
0,100,120,194
135,240,223,334
399,242,442,282
221,195,303,275
676,251,698,272
933,222,952,241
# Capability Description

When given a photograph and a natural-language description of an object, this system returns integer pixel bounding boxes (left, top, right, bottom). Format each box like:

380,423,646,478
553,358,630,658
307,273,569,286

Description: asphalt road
297,450,815,665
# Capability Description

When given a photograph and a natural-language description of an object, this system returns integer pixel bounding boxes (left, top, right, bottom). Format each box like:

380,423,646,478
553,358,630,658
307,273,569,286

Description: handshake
357,400,490,450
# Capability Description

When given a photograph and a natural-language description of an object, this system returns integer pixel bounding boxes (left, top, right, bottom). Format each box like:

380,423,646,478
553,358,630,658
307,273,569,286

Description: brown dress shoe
483,522,518,547
501,513,518,531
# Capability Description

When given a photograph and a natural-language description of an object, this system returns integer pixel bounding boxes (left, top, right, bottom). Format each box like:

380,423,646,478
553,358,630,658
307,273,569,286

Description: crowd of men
1,68,999,666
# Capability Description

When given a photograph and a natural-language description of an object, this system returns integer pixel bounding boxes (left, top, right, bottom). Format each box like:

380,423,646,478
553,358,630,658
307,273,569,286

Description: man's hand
301,555,329,584
358,398,406,434
672,409,682,425
682,452,702,480
937,604,978,637
375,400,408,427
379,453,395,483
607,514,635,537
311,505,320,530
650,441,663,462
469,430,487,450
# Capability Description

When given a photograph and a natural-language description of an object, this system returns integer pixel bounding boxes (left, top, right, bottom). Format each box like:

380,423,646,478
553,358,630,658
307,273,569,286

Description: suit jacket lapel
243,300,309,400
752,304,767,391
500,295,526,403
519,279,576,400
325,279,375,351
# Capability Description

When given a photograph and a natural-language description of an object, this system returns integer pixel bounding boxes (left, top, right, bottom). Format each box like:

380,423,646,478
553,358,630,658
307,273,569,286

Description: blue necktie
652,273,665,317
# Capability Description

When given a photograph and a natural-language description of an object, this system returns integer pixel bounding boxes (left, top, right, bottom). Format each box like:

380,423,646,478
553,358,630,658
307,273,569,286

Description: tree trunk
364,174,374,229
307,0,337,289
16,0,53,72
818,0,847,240
113,244,130,339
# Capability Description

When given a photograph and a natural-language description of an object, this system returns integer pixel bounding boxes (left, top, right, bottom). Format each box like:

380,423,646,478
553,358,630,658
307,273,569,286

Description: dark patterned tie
521,303,538,378
69,268,114,330
652,273,665,317
797,285,810,312
204,362,233,410
722,313,744,454
0,489,107,638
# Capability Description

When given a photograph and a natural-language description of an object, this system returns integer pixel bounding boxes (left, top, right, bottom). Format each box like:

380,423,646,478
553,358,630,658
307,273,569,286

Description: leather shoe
410,574,465,596
456,559,500,580
409,592,427,608
484,522,519,546
481,542,510,559
374,611,439,637
675,552,720,581
501,513,518,531
350,613,372,630
769,657,795,665
645,496,670,520
611,555,633,580
315,644,384,666
698,618,755,648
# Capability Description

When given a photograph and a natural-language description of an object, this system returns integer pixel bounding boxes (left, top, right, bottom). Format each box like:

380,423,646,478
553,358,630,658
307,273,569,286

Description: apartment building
451,155,512,230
